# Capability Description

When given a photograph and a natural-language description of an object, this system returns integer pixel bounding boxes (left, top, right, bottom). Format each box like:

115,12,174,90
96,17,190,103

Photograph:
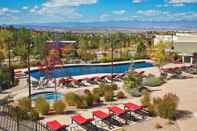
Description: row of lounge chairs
46,102,149,131
58,73,127,88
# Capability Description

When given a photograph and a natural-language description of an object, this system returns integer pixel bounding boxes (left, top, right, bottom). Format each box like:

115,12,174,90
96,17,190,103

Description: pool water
32,92,64,101
31,61,153,80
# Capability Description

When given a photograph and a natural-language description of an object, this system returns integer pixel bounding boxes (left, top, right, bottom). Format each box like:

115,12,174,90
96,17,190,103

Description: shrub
116,91,126,99
53,100,66,114
111,83,118,90
104,90,114,102
18,97,31,111
93,93,101,104
152,93,179,120
157,94,179,120
84,89,91,95
35,96,50,115
75,96,87,109
141,91,151,107
64,92,81,106
30,109,40,121
92,87,104,97
84,94,94,107
130,88,142,97
143,75,164,87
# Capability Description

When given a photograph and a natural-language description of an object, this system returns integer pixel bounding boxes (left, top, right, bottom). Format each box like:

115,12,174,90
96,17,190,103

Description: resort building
154,33,197,64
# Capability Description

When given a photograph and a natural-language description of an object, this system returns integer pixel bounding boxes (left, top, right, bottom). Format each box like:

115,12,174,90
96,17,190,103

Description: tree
150,41,168,69
136,41,146,58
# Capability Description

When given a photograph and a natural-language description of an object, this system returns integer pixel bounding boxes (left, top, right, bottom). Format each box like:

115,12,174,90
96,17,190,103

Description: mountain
10,20,197,32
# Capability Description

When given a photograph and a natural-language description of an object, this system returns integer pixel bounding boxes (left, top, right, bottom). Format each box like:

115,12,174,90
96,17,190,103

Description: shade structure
92,110,110,120
124,102,143,111
71,114,93,125
108,106,126,116
47,120,67,130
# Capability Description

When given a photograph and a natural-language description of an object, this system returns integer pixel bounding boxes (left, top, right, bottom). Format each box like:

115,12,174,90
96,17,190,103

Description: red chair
107,106,129,124
92,110,114,129
71,114,97,130
47,120,68,131
123,102,146,119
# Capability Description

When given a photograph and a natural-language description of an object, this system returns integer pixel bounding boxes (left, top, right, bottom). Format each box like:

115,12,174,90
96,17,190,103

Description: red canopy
124,102,143,111
92,110,110,120
47,120,67,130
71,114,93,125
108,106,126,115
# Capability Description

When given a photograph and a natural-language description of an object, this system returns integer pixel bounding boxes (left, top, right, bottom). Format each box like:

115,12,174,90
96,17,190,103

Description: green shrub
151,93,179,120
143,75,164,87
75,96,87,109
64,92,81,106
84,94,94,107
111,83,118,90
35,96,50,115
141,91,151,107
157,94,179,120
104,90,114,102
92,87,104,97
116,91,126,99
93,93,101,103
18,97,31,111
30,109,40,121
53,100,66,114
130,88,142,97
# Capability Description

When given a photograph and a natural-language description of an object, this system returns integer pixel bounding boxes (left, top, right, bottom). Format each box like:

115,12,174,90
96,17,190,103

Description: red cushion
108,106,125,115
93,110,110,119
72,114,93,125
124,103,142,111
47,120,65,130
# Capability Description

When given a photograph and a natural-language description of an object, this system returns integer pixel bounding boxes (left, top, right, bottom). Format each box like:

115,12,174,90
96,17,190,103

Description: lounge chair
47,120,68,131
92,110,114,129
71,114,97,131
107,106,130,124
123,102,148,119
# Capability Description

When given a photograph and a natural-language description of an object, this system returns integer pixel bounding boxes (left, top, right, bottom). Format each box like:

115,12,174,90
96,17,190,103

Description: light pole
27,37,34,102
110,33,114,84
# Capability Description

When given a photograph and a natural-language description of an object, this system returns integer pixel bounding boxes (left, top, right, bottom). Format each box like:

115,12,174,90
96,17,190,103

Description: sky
0,0,197,24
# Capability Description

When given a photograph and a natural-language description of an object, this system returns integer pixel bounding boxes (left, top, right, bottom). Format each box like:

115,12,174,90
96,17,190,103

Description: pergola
178,53,194,64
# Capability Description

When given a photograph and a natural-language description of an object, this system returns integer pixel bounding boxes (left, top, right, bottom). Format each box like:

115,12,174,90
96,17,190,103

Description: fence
0,105,51,131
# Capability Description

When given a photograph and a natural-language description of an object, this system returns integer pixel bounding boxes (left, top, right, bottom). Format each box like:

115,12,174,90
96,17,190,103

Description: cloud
168,0,197,3
43,0,97,8
113,10,126,15
137,10,161,17
22,6,29,10
0,8,19,16
132,0,142,3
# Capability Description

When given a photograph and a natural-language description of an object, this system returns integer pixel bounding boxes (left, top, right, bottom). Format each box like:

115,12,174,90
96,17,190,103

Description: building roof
174,42,197,54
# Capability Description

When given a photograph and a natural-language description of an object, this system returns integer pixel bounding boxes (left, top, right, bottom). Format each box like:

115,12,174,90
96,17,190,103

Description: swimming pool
31,61,153,80
32,92,64,101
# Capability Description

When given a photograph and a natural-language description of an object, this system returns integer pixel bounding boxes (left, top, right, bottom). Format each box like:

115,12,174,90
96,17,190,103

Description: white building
154,33,197,64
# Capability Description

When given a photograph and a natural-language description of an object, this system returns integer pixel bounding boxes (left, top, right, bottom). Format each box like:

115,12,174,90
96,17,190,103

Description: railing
0,105,51,131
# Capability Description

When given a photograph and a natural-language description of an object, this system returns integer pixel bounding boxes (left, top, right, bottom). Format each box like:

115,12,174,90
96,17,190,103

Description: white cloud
132,0,142,3
113,10,126,15
22,6,28,10
137,10,161,17
168,0,197,3
0,8,19,16
43,0,97,8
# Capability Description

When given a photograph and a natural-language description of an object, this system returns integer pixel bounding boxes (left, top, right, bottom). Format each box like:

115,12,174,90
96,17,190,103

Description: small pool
32,92,64,101
31,61,153,80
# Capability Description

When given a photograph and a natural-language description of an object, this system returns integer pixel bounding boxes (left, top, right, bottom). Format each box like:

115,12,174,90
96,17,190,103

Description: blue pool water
31,61,153,80
32,92,64,101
